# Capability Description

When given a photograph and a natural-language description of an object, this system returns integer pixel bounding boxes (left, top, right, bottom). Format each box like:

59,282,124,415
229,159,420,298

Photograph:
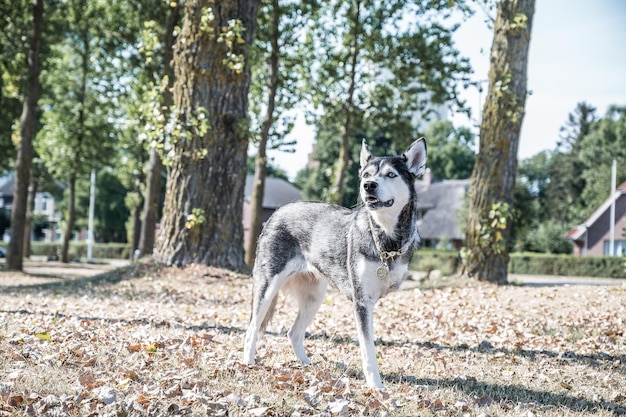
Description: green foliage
522,221,573,254
410,249,461,276
55,168,130,243
35,0,132,182
0,207,9,238
247,0,308,153
514,102,601,252
547,102,597,225
579,106,626,215
0,0,30,173
509,252,626,279
30,241,130,260
298,0,472,206
296,118,362,206
185,208,206,230
31,213,51,240
412,250,625,279
246,155,289,181
422,120,475,180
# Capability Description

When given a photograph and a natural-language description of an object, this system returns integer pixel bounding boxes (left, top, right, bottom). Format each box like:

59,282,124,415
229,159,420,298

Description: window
603,240,626,256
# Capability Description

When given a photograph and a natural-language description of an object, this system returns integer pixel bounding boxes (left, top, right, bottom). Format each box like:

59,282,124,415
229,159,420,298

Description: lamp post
87,168,95,263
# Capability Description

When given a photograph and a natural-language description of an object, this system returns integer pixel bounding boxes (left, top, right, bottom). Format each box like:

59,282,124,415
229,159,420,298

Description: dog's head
359,138,427,212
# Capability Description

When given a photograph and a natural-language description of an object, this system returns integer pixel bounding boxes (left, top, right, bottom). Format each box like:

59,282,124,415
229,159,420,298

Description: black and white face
358,138,427,212
359,159,411,211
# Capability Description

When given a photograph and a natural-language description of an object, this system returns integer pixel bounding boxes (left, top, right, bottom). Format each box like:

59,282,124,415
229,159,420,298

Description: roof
244,175,302,209
415,179,469,240
565,181,626,241
0,175,14,195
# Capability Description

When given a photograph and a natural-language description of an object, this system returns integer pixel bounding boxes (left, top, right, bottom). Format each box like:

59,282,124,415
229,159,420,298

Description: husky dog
243,138,427,388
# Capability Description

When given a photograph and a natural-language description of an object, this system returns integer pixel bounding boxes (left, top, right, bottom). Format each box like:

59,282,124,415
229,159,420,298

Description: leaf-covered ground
1,262,625,416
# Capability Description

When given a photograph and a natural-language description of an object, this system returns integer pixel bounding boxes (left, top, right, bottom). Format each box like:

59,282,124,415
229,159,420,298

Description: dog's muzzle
363,181,394,209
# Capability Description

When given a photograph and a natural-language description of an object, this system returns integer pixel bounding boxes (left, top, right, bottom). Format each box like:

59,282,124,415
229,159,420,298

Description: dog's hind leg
285,273,328,365
243,277,282,365
243,258,304,365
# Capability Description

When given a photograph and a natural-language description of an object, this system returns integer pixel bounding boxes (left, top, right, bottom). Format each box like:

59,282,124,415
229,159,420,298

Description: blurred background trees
0,0,624,272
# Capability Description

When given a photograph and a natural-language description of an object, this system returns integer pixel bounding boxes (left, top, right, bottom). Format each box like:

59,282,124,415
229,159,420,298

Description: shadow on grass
383,374,626,415
0,263,144,293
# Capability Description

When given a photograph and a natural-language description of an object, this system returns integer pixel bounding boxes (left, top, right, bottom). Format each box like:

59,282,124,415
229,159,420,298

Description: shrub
509,252,626,278
30,242,130,261
411,249,461,276
411,250,626,279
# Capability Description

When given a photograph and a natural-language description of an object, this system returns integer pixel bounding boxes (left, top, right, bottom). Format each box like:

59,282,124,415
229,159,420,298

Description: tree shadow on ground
384,374,626,415
0,263,141,293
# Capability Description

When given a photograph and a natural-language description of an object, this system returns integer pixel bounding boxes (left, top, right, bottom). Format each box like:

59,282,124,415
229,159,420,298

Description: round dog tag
376,264,389,279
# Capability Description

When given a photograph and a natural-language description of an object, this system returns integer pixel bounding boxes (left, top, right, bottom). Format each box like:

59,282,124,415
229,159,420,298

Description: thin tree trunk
138,3,179,258
245,0,280,267
463,0,535,284
130,177,144,259
61,26,88,263
330,0,360,206
61,174,76,263
7,0,43,271
155,0,260,269
24,172,40,257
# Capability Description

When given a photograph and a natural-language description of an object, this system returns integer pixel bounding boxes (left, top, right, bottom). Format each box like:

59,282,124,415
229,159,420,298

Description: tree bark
7,0,43,271
24,172,39,258
155,0,260,269
463,0,535,284
329,0,360,206
61,25,89,263
138,3,179,258
130,177,144,258
245,0,279,267
61,174,76,263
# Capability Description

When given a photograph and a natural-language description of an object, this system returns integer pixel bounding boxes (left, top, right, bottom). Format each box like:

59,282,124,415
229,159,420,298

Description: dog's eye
387,172,397,178
362,172,371,178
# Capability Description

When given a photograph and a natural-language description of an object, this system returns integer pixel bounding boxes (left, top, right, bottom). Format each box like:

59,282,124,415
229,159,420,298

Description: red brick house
565,181,626,256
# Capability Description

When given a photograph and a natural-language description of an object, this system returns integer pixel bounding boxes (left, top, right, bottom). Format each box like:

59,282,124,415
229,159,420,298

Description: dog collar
368,216,415,279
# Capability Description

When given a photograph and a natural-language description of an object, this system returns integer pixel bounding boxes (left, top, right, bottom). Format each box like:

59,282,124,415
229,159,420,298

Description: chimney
421,168,433,186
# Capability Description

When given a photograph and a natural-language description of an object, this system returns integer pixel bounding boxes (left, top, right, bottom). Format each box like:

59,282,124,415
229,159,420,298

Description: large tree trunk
138,3,179,258
463,0,535,284
7,0,44,271
155,0,260,269
245,0,279,267
329,0,360,206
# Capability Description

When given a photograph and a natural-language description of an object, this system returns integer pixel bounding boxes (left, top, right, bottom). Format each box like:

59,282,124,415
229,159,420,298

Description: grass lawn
1,262,625,416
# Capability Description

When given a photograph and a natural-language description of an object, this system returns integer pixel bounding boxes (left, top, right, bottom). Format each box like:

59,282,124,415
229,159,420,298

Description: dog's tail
260,294,278,332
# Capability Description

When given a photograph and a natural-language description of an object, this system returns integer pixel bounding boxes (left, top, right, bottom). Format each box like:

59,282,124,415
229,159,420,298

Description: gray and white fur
243,138,427,389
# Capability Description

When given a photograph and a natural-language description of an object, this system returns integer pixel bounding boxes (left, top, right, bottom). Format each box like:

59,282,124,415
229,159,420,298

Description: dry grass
0,262,625,416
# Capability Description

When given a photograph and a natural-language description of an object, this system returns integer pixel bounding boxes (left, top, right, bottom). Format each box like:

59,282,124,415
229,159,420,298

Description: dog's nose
363,181,377,192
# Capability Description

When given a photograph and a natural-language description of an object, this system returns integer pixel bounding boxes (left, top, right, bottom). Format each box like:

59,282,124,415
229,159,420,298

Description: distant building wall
584,195,626,256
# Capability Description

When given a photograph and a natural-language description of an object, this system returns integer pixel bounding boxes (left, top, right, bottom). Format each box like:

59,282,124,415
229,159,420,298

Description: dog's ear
360,139,373,169
402,137,427,177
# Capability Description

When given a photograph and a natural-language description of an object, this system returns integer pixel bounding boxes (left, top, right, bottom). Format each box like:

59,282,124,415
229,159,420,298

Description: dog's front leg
354,299,384,389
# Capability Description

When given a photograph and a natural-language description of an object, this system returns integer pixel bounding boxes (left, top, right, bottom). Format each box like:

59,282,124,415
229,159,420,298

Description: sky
266,0,626,180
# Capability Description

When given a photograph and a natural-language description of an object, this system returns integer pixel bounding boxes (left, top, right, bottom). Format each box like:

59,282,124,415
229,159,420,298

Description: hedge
411,250,626,279
410,249,461,276
509,252,626,279
29,242,131,261
4,243,626,278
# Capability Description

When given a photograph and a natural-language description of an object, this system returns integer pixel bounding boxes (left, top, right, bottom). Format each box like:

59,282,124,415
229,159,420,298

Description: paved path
2,259,625,288
509,274,626,287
